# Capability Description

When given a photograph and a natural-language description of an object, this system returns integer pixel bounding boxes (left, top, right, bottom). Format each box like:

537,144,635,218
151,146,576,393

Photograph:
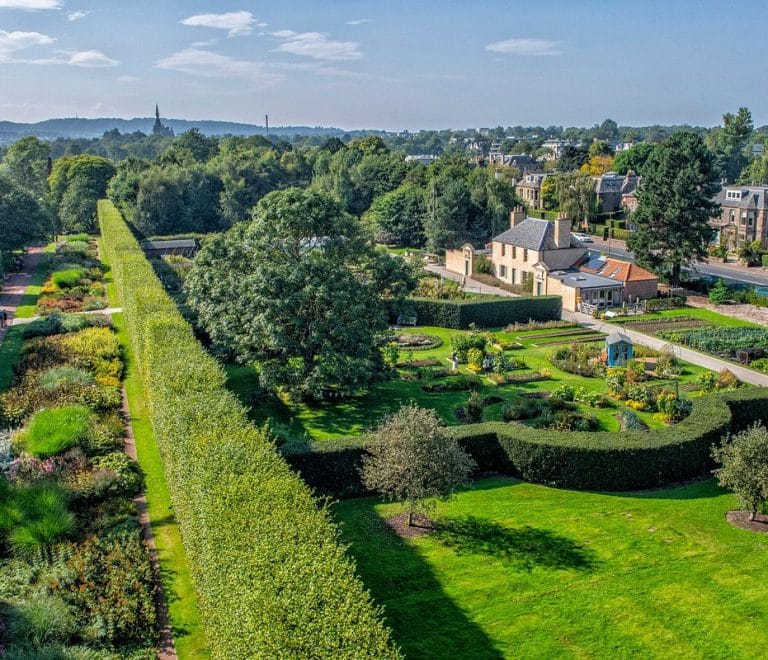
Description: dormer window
725,190,743,201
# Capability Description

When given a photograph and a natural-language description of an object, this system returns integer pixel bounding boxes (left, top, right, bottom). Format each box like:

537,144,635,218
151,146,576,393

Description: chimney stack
554,212,571,249
510,206,526,228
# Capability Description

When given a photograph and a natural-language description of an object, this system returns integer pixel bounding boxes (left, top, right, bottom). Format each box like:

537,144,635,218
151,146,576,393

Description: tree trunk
749,509,756,522
407,502,414,528
671,262,681,288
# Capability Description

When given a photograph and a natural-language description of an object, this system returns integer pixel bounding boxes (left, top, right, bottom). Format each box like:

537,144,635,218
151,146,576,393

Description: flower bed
35,238,107,316
393,332,443,350
0,320,159,657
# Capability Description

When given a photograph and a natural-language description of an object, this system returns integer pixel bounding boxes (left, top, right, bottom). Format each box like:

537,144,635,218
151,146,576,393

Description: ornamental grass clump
37,367,94,392
17,405,92,458
51,268,86,290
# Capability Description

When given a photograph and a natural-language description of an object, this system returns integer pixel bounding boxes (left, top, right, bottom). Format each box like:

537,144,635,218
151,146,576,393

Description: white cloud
33,49,120,67
180,11,264,37
273,31,362,61
0,0,62,9
67,10,90,21
346,19,371,26
485,38,562,56
117,75,140,83
156,47,282,84
0,29,54,61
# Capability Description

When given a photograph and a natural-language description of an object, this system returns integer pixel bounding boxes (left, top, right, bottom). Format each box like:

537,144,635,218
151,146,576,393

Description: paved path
10,307,123,326
426,264,519,297
0,247,45,342
564,309,768,387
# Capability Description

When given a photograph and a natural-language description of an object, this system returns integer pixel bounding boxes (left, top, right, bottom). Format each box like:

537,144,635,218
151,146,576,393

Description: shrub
99,200,395,657
464,390,484,423
421,374,482,393
501,398,541,421
717,368,739,389
51,268,86,289
698,370,717,393
550,385,576,402
450,332,486,362
17,405,93,458
708,279,730,305
21,313,112,340
62,531,158,649
89,451,143,498
466,347,484,372
645,296,687,311
37,367,94,391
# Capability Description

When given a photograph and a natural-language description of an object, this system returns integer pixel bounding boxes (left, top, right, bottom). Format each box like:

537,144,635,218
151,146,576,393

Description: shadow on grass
337,498,504,658
607,477,726,501
434,515,599,573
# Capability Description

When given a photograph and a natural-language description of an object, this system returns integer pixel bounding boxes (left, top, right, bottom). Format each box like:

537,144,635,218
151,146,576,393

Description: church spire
155,104,160,120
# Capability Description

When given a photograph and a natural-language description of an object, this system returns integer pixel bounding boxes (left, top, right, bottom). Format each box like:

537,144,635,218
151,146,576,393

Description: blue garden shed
606,332,634,367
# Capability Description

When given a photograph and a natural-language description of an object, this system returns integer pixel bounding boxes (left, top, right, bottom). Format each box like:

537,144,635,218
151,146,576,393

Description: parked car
571,232,593,243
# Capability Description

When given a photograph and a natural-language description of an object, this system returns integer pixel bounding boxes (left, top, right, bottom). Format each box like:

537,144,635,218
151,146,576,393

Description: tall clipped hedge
404,295,562,329
285,389,768,496
98,201,397,658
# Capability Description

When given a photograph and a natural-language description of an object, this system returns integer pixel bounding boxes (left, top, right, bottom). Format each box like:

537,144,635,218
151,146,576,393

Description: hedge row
404,296,562,329
98,201,397,658
284,388,768,496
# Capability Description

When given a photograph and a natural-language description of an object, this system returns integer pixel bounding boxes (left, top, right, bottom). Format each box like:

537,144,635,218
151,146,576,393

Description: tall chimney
554,212,571,249
510,206,526,228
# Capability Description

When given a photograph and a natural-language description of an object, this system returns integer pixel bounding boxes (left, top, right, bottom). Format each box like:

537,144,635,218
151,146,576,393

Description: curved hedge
98,201,397,658
285,389,768,496
404,295,562,329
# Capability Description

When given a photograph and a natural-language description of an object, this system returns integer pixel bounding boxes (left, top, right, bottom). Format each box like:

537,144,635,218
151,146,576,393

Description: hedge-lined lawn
335,477,768,658
228,325,710,442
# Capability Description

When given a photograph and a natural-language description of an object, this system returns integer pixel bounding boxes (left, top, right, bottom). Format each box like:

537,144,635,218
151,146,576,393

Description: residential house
541,139,580,161
514,173,549,210
141,238,198,258
711,185,768,250
577,254,658,302
488,153,541,174
594,172,639,214
405,154,439,166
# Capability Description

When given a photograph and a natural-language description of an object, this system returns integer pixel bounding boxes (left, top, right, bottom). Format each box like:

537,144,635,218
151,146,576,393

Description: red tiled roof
578,256,657,282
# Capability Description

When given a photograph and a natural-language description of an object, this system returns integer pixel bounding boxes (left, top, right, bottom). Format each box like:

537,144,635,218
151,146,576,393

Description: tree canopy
713,423,768,521
0,174,52,251
627,132,720,286
361,404,475,527
185,188,417,398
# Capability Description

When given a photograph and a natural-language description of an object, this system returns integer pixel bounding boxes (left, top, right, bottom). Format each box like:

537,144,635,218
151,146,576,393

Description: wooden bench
397,314,417,327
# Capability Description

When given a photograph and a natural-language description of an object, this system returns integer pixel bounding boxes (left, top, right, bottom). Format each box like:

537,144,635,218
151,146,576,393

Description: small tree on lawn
361,405,475,527
708,279,730,305
713,424,768,521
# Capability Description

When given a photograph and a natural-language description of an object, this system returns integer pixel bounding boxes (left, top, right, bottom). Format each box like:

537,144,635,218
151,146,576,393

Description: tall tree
48,154,116,232
613,142,658,175
1,136,51,199
366,182,426,246
0,174,51,251
185,188,417,398
706,107,753,182
628,132,720,286
423,175,471,250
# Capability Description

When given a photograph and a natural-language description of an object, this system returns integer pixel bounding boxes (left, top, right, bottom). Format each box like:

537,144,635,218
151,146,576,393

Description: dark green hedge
98,201,396,658
285,390,768,496
404,296,562,329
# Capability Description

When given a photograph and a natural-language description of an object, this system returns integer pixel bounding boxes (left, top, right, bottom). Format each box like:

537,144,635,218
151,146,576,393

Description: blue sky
0,0,765,130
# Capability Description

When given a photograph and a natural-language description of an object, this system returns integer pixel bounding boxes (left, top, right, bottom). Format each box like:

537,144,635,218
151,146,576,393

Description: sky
0,0,766,131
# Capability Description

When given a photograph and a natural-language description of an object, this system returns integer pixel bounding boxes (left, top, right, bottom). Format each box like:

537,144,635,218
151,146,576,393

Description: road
586,237,768,289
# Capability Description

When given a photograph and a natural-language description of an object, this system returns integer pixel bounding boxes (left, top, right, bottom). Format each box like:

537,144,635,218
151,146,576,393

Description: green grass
228,325,709,441
334,477,768,658
15,243,56,319
0,326,24,392
18,404,92,458
101,239,208,658
113,311,208,658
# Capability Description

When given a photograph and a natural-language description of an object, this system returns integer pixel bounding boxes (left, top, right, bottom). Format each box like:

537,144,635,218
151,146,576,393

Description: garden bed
0,317,160,657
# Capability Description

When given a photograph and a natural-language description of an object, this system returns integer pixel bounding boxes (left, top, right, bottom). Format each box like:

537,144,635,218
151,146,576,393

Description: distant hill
0,117,372,144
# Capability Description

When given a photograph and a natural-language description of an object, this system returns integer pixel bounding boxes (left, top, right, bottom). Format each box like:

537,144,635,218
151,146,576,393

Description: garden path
426,263,519,297
565,310,768,387
10,306,123,326
0,246,44,343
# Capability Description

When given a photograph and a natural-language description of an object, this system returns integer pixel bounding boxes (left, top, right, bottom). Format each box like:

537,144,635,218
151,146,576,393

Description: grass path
103,245,209,658
335,477,768,658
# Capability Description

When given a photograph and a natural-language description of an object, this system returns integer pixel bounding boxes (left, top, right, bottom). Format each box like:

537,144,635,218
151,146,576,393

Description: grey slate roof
492,218,580,251
594,172,639,195
714,186,768,211
141,239,197,250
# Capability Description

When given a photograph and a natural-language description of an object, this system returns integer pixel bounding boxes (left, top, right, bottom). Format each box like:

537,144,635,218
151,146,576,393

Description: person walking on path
0,309,7,328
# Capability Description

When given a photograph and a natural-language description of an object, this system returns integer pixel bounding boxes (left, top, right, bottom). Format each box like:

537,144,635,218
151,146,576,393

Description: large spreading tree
713,424,768,522
627,132,720,286
0,174,52,252
185,188,417,398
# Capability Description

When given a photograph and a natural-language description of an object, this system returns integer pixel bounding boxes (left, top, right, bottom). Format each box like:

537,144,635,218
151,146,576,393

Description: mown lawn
227,325,710,442
14,243,55,318
334,477,768,659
